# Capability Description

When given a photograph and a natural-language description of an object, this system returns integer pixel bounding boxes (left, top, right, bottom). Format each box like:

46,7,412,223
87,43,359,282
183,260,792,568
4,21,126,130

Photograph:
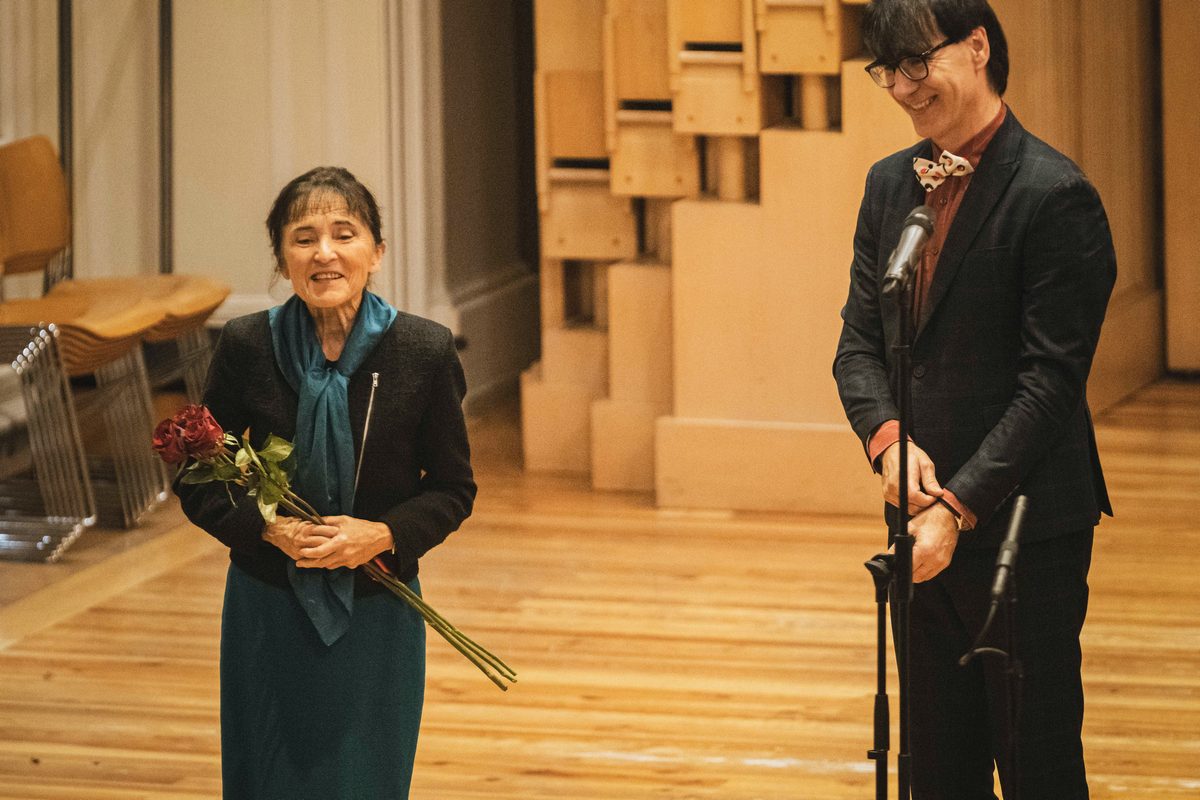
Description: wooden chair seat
47,275,230,342
0,295,166,342
0,295,166,376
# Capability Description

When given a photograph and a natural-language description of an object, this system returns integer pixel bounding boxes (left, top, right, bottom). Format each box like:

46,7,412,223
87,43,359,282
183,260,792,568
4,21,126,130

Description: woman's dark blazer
176,308,476,588
834,111,1116,548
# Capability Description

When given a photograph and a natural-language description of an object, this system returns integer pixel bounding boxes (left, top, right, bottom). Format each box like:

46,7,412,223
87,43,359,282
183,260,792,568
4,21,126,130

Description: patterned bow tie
912,151,974,191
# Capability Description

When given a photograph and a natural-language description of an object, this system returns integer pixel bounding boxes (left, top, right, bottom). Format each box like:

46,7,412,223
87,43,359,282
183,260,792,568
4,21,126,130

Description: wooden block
540,259,566,331
670,0,743,44
655,416,878,513
609,2,671,101
544,70,607,160
644,198,674,262
593,262,610,329
591,398,668,492
520,363,593,475
541,181,638,260
673,56,774,135
560,259,607,327
543,326,609,394
536,0,605,72
610,111,700,197
757,1,862,76
607,261,672,405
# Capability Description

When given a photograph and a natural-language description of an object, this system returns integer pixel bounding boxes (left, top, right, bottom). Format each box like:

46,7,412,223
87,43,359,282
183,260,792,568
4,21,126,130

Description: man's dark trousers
904,527,1094,800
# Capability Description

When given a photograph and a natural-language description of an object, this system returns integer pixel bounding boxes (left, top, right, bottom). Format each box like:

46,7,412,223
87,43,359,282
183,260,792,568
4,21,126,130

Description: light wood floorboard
0,381,1196,798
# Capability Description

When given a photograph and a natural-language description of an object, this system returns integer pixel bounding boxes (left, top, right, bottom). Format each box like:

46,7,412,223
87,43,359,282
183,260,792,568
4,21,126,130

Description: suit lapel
915,113,1025,339
877,142,928,339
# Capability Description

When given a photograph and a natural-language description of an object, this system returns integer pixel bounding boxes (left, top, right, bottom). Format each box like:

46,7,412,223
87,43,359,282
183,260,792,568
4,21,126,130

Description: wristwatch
937,497,971,532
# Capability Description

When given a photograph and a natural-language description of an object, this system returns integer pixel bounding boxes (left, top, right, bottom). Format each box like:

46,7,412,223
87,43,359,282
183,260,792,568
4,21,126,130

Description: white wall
72,0,160,280
174,0,393,318
0,0,60,298
1,0,159,294
0,0,59,145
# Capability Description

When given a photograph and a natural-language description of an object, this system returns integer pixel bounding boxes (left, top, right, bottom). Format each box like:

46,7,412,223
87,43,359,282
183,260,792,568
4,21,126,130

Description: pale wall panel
71,0,159,280
0,0,61,298
173,0,276,306
1163,0,1200,371
1081,0,1157,300
994,0,1081,161
173,0,391,315
0,0,59,146
996,0,1162,408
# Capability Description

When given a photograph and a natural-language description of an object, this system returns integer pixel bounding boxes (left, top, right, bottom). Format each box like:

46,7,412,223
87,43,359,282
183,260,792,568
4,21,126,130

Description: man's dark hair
863,0,1009,96
265,166,384,268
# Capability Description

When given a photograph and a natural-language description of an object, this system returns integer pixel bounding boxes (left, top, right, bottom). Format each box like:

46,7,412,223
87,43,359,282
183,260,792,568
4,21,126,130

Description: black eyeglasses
865,37,959,88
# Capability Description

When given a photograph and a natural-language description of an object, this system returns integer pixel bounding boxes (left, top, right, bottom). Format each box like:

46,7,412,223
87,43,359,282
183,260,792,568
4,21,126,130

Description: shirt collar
934,102,1008,168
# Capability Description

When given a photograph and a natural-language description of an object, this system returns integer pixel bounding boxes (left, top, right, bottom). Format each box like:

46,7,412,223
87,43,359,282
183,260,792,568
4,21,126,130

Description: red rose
152,417,187,465
175,404,227,459
152,404,226,464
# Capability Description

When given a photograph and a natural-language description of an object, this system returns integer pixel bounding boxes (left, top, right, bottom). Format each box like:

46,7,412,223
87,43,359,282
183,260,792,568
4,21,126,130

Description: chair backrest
0,136,71,276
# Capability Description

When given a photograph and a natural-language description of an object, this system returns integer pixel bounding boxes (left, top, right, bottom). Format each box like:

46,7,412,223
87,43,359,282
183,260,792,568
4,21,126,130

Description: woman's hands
262,515,394,569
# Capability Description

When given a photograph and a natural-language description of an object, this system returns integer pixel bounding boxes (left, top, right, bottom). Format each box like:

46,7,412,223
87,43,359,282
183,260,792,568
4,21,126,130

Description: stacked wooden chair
0,135,229,556
0,326,93,562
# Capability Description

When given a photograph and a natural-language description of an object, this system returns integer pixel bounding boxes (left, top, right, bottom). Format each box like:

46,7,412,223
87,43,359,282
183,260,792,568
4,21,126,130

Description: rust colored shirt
866,103,1009,528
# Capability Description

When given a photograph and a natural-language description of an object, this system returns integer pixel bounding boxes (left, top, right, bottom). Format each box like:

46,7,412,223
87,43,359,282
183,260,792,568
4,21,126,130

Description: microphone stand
865,204,933,799
961,496,1029,800
865,553,894,799
890,268,916,800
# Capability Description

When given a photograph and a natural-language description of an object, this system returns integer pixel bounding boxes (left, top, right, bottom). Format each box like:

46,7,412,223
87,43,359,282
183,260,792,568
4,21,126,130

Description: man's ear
969,25,991,70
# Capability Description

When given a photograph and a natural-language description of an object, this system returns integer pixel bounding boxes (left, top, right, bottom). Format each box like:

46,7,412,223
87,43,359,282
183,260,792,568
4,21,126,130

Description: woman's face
279,201,383,313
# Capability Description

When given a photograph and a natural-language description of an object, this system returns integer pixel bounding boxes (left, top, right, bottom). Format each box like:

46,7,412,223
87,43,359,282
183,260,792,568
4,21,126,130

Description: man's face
888,26,995,150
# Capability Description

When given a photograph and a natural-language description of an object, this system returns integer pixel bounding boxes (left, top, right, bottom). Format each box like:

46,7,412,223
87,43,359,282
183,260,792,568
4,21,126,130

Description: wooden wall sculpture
524,0,1165,512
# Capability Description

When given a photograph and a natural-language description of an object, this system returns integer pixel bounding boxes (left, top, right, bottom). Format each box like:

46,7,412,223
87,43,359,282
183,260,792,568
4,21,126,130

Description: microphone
882,205,937,296
990,495,1029,602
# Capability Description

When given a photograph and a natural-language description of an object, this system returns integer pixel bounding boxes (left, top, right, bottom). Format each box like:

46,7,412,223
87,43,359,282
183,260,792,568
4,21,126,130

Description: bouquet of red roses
153,404,516,690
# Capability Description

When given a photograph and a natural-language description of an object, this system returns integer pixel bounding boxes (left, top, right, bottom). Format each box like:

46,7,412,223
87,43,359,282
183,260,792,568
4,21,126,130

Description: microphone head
905,205,937,234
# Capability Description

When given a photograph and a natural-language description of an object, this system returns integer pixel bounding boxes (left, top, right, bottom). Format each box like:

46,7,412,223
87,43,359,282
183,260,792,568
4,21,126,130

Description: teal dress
220,566,425,799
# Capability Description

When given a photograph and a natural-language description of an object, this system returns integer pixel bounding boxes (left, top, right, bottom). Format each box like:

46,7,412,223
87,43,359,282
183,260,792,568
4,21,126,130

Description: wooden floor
0,380,1197,799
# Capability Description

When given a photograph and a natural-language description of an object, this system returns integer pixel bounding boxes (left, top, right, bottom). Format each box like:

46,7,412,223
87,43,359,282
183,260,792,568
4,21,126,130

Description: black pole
159,0,173,274
893,275,915,800
865,553,894,799
57,0,73,279
1003,567,1023,800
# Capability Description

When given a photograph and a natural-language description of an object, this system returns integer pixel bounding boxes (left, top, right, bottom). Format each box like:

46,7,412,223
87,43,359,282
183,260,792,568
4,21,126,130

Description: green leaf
265,461,291,491
257,434,294,463
223,433,239,446
257,478,284,506
212,461,241,482
180,463,216,484
257,495,278,524
235,448,252,469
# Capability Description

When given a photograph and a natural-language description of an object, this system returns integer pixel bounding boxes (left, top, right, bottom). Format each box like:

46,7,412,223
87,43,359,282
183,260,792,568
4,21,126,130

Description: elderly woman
176,166,475,798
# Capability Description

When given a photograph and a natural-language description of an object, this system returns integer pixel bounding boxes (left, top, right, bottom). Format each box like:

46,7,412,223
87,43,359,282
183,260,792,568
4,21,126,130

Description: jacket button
913,364,927,378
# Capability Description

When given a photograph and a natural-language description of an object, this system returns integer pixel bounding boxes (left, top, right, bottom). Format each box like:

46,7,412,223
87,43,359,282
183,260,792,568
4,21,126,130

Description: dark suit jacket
175,309,477,588
834,111,1115,548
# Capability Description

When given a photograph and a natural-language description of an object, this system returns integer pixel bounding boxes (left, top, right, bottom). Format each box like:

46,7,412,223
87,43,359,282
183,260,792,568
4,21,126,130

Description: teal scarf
269,291,397,646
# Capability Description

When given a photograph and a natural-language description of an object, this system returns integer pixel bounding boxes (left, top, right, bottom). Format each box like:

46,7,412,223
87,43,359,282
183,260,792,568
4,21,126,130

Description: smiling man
833,1,1116,798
